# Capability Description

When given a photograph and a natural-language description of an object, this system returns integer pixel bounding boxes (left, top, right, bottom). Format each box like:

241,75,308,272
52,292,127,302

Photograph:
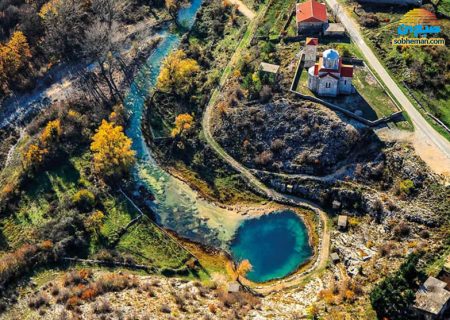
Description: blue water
178,0,203,28
230,211,313,283
123,0,229,249
123,1,314,282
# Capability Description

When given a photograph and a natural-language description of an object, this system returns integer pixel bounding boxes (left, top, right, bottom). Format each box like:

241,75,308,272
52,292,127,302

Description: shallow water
230,210,312,283
123,0,244,248
124,2,314,282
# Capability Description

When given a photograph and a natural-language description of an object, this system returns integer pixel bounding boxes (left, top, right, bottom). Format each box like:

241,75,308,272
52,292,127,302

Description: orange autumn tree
157,50,199,96
171,113,194,137
235,259,252,281
0,31,32,92
40,119,62,145
90,119,136,179
23,144,48,170
39,0,60,19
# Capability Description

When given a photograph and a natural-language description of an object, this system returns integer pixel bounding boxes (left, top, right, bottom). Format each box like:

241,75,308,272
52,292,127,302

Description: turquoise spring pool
230,210,313,283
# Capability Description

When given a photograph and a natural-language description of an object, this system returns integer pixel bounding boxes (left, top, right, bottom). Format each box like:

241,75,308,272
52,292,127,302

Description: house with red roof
307,49,354,96
296,0,328,35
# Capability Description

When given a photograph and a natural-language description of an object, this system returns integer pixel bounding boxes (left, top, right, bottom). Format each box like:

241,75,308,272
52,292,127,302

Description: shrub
270,139,285,153
399,179,414,195
393,222,411,239
93,299,112,314
254,150,273,166
160,304,171,313
28,294,49,309
259,85,272,103
72,189,95,211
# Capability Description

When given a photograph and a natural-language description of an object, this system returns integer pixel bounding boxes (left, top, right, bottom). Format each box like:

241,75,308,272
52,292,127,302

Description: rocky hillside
213,96,381,175
1,269,260,320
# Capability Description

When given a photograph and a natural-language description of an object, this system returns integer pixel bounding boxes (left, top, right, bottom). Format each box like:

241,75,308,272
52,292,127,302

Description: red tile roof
319,73,340,80
340,65,353,77
306,37,319,45
312,58,353,78
296,0,328,23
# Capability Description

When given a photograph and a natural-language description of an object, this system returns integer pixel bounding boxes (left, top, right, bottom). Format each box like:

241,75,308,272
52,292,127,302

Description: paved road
326,0,450,176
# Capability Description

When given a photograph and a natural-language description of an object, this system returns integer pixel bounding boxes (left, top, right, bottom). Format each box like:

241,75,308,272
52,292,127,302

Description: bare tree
42,0,86,59
83,20,123,103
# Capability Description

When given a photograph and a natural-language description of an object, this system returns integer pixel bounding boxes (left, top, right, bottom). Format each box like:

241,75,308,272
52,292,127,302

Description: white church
303,38,355,97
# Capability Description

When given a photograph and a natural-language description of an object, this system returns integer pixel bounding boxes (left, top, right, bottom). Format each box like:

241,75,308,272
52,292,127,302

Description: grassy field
0,151,202,277
258,0,296,39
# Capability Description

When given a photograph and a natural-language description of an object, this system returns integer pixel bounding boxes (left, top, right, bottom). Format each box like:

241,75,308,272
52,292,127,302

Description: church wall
317,77,338,96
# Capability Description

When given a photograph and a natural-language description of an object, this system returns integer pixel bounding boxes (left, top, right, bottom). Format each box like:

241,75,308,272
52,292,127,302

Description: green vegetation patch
116,216,191,269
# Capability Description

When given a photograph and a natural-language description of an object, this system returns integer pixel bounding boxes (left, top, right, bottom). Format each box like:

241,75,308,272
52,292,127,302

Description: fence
289,52,403,127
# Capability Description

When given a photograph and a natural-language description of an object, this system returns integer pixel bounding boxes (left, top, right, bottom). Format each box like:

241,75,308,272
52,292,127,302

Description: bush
28,294,49,309
399,179,414,195
360,13,379,28
254,150,273,166
72,189,95,211
93,299,112,314
270,139,285,152
370,253,424,320
393,222,411,239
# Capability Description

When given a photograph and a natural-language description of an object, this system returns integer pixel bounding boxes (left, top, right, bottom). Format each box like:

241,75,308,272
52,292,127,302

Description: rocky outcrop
214,98,380,175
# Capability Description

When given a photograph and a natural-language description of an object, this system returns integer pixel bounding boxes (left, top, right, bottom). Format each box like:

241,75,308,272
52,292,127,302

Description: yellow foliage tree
39,0,60,19
90,119,136,179
40,119,62,145
235,259,252,281
23,144,48,169
157,50,199,95
84,210,105,234
0,31,32,91
171,113,194,137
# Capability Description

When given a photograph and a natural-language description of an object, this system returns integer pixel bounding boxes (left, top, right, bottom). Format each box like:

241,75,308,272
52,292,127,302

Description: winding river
124,0,245,249
123,0,314,281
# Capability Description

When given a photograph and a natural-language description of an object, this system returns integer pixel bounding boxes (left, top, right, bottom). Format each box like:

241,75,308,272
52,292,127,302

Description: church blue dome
323,49,339,60
322,49,339,70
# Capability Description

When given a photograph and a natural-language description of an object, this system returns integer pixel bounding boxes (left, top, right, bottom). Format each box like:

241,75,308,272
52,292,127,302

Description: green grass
99,196,138,245
116,216,191,269
1,157,84,249
352,67,398,118
260,0,296,37
438,0,450,16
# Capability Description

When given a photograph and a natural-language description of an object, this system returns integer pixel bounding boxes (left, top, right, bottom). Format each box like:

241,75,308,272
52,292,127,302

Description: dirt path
325,0,450,177
201,7,331,294
228,0,256,19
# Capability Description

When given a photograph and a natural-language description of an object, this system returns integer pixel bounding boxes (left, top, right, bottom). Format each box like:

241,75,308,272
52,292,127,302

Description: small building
324,23,346,37
307,48,354,97
296,0,328,35
337,215,348,230
331,252,340,264
413,277,450,320
304,37,319,68
259,62,280,75
332,200,341,210
227,282,240,293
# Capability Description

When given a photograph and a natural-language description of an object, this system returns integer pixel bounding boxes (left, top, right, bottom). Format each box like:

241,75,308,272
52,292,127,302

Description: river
124,0,247,249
